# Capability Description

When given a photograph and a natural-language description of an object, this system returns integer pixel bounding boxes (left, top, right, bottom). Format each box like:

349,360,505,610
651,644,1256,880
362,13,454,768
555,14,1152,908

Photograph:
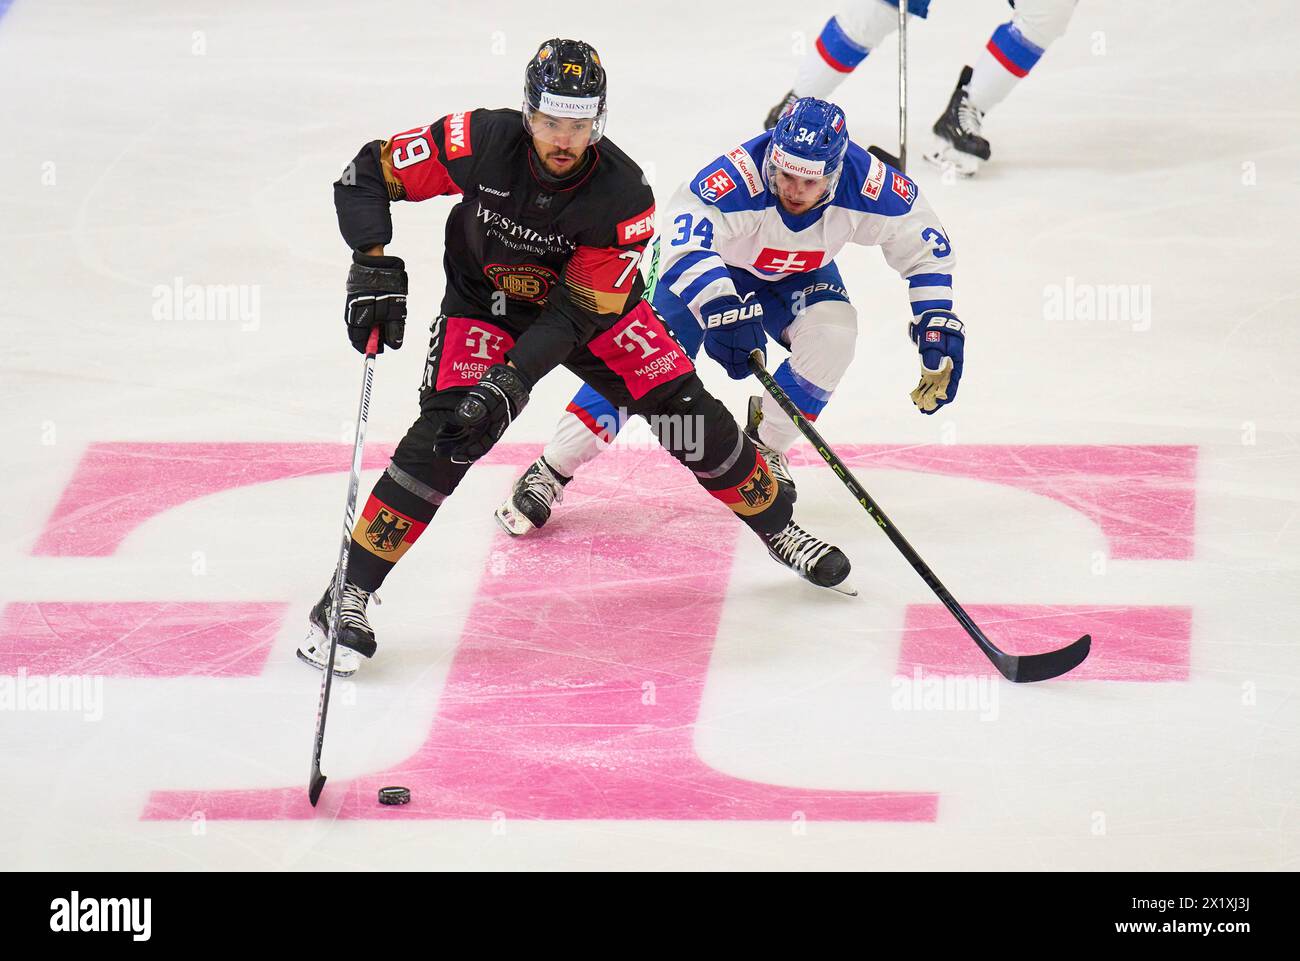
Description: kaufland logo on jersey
725,147,763,197
771,145,826,179
444,112,472,157
698,168,736,202
861,155,886,200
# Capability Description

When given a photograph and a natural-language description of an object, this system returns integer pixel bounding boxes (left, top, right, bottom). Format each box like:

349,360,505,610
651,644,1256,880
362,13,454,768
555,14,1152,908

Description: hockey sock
543,382,625,478
700,445,793,537
345,465,437,592
759,358,832,453
967,20,1046,113
793,2,897,99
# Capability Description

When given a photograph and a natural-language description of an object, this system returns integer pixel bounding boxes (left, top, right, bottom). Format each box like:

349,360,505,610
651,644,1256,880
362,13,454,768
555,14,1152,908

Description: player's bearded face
530,113,593,175
772,169,829,214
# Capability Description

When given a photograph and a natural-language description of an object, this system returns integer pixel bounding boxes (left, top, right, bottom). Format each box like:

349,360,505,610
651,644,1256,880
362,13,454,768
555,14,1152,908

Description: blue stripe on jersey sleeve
909,273,952,288
910,298,954,315
679,266,733,306
661,249,713,289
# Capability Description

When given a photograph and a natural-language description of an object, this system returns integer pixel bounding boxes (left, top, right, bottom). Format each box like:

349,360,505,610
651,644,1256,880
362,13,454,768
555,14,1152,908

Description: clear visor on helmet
764,143,842,210
522,91,606,147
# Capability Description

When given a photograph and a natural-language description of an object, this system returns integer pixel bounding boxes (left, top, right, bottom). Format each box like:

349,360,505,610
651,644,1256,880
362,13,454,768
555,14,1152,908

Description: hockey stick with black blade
748,349,1091,682
309,326,381,806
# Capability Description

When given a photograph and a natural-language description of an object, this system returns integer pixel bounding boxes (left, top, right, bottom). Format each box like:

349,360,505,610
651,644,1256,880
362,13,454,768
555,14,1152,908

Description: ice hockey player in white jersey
764,0,1081,175
496,97,964,535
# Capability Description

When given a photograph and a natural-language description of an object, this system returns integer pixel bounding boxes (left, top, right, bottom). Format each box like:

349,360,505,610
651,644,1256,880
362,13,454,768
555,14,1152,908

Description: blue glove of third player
702,292,767,380
908,309,965,414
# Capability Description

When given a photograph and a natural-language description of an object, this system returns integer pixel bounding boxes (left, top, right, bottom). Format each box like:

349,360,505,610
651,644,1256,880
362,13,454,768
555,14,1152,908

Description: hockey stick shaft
897,0,908,171
309,326,381,806
747,350,1089,682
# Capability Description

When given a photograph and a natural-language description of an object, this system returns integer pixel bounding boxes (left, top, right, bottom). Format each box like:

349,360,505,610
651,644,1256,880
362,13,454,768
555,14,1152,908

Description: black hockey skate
745,395,796,502
924,66,991,177
297,578,378,676
764,89,799,130
494,456,570,536
761,520,855,595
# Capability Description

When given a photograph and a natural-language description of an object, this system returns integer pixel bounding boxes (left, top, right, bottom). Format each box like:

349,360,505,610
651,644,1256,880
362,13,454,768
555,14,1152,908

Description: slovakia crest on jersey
831,112,844,133
891,171,917,206
698,168,736,202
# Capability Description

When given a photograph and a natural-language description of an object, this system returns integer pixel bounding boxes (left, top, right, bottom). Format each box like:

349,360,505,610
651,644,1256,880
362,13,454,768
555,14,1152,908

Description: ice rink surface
1,0,1298,870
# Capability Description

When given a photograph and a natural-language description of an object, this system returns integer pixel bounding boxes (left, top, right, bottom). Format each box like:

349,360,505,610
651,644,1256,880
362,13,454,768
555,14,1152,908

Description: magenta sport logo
6,440,1198,824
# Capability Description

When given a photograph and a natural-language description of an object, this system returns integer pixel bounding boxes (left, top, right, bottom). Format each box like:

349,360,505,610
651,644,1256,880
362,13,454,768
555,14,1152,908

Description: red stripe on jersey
387,125,460,202
565,244,645,315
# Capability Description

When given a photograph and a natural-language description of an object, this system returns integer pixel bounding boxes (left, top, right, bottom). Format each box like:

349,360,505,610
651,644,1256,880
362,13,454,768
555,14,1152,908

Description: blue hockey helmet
763,97,850,208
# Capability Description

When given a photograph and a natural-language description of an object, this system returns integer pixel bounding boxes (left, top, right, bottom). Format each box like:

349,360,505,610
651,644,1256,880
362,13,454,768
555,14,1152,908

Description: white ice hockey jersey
656,132,956,327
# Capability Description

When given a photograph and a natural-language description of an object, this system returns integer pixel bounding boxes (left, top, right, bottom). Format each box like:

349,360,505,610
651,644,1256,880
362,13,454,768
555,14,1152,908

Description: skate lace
521,462,564,507
339,582,374,630
762,446,792,483
957,95,984,137
768,522,832,574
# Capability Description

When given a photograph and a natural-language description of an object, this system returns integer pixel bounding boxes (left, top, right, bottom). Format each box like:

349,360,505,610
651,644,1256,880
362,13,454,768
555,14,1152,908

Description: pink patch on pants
435,316,516,392
586,302,694,400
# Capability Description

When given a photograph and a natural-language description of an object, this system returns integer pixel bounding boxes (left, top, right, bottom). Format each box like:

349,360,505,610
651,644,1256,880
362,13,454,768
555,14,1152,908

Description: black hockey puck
377,786,411,806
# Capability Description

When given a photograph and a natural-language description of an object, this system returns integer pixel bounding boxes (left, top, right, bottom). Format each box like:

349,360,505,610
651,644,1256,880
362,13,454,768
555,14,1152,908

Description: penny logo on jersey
443,112,473,158
753,248,826,274
484,263,558,304
698,169,736,202
617,204,656,244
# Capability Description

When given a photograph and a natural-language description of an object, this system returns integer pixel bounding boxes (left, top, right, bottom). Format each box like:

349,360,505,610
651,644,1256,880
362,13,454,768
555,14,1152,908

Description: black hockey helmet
523,39,608,144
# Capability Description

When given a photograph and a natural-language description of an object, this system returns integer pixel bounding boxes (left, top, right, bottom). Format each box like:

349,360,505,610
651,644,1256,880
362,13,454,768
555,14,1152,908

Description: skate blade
922,140,981,178
823,577,858,597
494,502,536,537
297,626,358,678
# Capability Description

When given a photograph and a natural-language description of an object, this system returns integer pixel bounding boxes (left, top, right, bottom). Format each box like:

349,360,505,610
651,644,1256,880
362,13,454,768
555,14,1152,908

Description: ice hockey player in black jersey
298,39,855,676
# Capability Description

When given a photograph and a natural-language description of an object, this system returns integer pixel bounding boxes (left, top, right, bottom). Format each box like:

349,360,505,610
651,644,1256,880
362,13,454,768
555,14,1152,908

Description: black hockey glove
344,251,407,353
434,364,531,463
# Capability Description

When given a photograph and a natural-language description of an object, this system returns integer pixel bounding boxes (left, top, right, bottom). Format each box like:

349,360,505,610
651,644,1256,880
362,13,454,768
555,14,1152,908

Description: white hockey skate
494,456,570,536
